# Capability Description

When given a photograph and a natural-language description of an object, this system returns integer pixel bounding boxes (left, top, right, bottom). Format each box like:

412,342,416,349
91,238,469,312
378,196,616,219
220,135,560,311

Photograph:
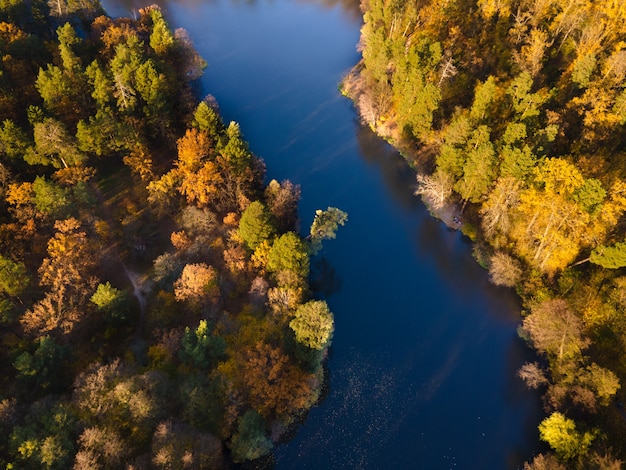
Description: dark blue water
102,0,543,467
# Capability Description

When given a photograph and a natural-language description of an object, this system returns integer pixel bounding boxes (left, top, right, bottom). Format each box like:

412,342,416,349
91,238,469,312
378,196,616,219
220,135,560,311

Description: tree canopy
0,5,344,467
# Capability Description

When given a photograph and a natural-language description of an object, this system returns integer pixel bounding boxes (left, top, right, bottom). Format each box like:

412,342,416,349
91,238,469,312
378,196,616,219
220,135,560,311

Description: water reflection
416,218,528,328
502,339,548,465
354,120,421,210
351,105,525,328
309,256,342,297
103,0,362,22
296,0,362,20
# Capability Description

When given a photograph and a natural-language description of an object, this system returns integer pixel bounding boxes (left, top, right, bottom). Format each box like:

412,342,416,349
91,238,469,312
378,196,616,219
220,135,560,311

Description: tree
180,205,219,237
571,53,597,88
436,149,466,187
31,176,69,218
506,72,548,121
177,127,211,168
469,76,498,122
573,178,606,214
517,362,549,389
174,28,207,81
264,179,301,233
135,58,170,124
499,144,536,180
0,119,29,161
391,38,442,139
514,28,550,78
173,263,219,308
5,180,37,222
308,207,347,254
74,426,127,469
90,281,130,324
229,410,272,463
13,336,67,391
590,242,626,269
27,118,86,168
73,360,169,444
56,23,81,72
47,0,101,18
0,254,29,297
523,453,567,470
267,232,309,279
152,252,184,287
76,109,134,156
578,363,620,407
85,60,113,109
519,299,590,365
123,146,154,181
502,122,527,145
268,286,303,317
508,158,604,274
178,319,226,369
477,0,511,19
289,300,334,350
241,341,319,421
480,177,521,246
35,64,72,113
8,398,76,469
192,100,224,140
538,412,595,460
36,25,91,121
488,251,522,287
415,172,454,211
109,34,143,112
147,7,174,56
454,125,497,205
21,218,96,336
219,121,252,174
238,201,276,250
172,128,223,207
151,420,224,469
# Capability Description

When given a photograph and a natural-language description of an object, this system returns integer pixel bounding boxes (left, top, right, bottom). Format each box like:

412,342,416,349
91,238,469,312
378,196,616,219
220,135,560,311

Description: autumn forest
2,0,626,467
0,1,347,467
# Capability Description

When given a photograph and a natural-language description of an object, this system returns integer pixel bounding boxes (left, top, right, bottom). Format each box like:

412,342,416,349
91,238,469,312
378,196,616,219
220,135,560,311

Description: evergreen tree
238,201,276,250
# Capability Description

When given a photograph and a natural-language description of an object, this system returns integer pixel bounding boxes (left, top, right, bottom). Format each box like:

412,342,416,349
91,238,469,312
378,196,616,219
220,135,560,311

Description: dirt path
119,260,148,335
90,180,150,336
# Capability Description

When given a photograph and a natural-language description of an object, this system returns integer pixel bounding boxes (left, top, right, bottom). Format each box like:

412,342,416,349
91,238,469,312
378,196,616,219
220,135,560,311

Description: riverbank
340,45,626,467
340,64,465,231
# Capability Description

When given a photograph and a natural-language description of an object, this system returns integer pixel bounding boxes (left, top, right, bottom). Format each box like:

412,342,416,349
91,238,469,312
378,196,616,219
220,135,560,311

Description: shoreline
340,64,465,231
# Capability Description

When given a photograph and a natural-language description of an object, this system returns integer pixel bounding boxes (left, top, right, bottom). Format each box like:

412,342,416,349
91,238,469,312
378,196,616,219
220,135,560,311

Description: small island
0,2,345,467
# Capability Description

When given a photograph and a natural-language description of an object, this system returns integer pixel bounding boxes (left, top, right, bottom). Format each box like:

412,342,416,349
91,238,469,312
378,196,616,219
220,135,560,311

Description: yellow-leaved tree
508,158,617,274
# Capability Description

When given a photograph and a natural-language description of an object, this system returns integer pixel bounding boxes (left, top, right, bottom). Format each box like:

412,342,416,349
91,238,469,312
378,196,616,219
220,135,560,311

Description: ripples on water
283,352,409,468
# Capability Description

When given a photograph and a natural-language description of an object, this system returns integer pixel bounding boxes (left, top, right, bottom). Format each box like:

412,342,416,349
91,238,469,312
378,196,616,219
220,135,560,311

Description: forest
0,1,346,467
346,0,626,467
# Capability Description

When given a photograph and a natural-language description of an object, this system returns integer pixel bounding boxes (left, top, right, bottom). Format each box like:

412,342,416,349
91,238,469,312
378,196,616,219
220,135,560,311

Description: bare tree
489,251,523,287
415,172,453,210
519,299,590,365
518,361,549,389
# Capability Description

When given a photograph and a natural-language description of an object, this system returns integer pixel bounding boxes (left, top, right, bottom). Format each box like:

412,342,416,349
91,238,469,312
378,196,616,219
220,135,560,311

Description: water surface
101,0,544,467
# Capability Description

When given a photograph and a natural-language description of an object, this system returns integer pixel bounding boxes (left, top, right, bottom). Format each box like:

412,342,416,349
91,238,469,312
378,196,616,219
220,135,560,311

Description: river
101,0,544,467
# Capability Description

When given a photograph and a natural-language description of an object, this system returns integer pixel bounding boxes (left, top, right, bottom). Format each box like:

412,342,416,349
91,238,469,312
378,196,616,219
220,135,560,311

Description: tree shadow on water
309,256,342,297
354,120,422,211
